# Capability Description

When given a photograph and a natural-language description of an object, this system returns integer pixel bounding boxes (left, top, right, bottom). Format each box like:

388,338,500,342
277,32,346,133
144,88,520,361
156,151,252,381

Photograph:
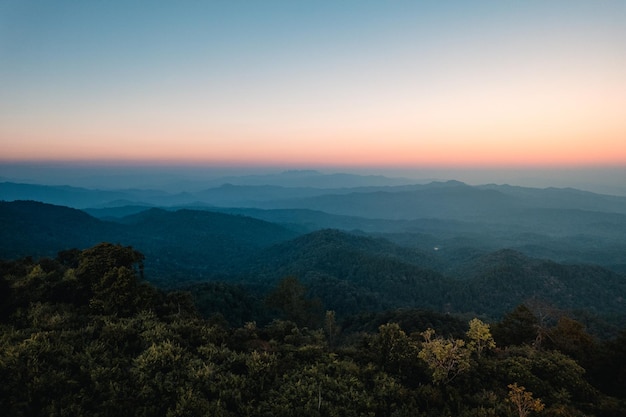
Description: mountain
0,201,299,285
0,200,123,259
0,174,420,209
5,176,626,273
478,184,626,214
243,229,450,315
451,249,626,320
118,208,298,281
2,201,625,329
198,170,419,188
7,179,626,222
0,182,190,208
257,181,626,220
236,230,626,326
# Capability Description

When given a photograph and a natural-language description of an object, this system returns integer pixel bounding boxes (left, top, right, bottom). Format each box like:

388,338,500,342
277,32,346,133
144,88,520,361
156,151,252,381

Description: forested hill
0,200,124,259
243,229,450,315
2,201,626,329
0,201,299,283
449,249,626,320
237,230,626,326
117,207,299,282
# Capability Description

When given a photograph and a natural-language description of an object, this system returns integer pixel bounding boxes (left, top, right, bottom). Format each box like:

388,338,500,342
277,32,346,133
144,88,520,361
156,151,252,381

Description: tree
372,323,419,375
544,316,596,366
466,318,496,358
76,243,144,287
507,383,544,417
492,305,539,347
418,328,471,385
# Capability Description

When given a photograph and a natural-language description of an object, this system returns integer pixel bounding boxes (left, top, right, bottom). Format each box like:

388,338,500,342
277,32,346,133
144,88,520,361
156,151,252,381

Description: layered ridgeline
1,201,625,332
0,201,298,284
4,179,626,272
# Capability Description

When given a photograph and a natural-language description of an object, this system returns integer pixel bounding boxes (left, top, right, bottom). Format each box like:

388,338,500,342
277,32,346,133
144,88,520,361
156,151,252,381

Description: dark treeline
1,243,625,416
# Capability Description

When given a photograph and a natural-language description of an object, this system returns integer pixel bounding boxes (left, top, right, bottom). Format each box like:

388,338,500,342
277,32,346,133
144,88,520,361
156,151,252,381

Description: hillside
118,208,299,283
451,249,626,319
2,200,625,329
241,229,448,315
0,200,123,259
0,201,299,285
239,230,626,327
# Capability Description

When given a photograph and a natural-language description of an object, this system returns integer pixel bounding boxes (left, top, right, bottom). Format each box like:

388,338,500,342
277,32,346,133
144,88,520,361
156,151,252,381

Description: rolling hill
2,200,626,330
0,201,299,285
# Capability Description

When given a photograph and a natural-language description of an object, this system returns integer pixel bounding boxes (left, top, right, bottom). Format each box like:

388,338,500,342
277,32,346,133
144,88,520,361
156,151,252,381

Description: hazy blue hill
0,201,300,285
200,170,418,188
193,184,330,205
0,181,184,208
9,178,626,224
478,184,626,214
0,179,430,208
120,208,297,248
78,192,626,276
0,182,130,208
250,181,626,222
509,207,626,231
0,200,123,259
83,204,156,220
258,181,521,220
192,183,440,207
204,207,373,233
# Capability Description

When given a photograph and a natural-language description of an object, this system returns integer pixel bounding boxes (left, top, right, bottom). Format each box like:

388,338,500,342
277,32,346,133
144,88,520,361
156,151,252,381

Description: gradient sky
1,0,625,168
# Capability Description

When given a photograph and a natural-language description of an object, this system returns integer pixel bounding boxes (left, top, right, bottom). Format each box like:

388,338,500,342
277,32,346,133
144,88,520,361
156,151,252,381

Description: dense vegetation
1,243,625,416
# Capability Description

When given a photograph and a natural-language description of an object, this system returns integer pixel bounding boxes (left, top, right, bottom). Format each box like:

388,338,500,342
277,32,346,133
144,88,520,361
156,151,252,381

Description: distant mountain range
4,178,626,215
3,178,626,271
1,200,625,331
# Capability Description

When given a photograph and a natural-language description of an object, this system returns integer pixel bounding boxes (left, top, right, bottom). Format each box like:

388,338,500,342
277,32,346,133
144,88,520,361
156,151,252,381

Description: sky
1,1,625,176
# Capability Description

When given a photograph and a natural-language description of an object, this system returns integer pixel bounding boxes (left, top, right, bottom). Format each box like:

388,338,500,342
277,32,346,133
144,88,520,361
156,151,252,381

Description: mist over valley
3,170,626,334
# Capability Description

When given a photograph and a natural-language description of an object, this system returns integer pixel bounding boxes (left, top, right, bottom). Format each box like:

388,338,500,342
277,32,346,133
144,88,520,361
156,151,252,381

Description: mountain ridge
1,200,625,327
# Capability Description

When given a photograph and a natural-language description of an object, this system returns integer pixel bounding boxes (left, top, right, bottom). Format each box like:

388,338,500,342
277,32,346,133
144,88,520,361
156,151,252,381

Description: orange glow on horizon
3,129,624,169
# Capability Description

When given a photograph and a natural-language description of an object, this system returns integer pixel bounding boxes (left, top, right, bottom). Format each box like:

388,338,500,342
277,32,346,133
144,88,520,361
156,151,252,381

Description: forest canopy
1,243,625,416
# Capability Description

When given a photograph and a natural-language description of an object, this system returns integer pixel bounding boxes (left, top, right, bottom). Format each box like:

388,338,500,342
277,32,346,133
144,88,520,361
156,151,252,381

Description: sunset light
1,1,625,169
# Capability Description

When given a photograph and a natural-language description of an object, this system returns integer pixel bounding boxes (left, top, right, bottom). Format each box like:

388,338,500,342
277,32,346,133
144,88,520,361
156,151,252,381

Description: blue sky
1,1,625,170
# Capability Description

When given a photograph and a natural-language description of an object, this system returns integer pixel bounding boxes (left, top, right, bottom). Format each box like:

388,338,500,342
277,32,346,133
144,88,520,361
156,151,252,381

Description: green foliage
1,244,625,416
466,318,496,358
188,282,268,326
507,383,545,417
492,304,540,347
418,328,472,385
